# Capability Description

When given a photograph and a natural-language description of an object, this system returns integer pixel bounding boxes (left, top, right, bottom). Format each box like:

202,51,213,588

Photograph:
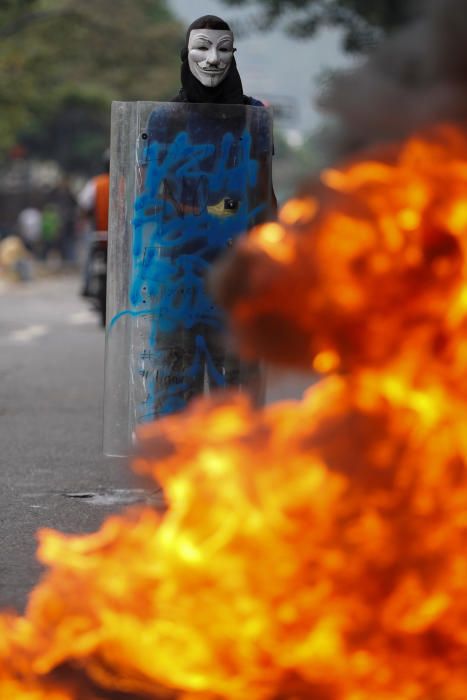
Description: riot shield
104,101,273,456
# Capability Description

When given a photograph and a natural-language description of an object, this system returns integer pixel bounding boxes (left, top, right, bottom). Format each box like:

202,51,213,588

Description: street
0,273,154,613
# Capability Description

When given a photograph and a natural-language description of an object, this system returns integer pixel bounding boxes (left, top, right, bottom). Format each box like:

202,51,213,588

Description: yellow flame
313,349,340,374
279,197,318,226
251,222,295,262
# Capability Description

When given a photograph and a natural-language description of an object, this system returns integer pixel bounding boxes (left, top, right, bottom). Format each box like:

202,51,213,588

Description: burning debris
3,2,467,698
2,121,467,699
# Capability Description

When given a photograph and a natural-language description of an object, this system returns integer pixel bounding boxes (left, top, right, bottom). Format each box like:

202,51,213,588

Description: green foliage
0,0,183,171
221,0,416,50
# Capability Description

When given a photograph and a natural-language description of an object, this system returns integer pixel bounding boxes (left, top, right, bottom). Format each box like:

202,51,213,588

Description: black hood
174,14,246,104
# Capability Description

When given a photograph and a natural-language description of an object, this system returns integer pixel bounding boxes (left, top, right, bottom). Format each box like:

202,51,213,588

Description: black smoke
318,0,467,157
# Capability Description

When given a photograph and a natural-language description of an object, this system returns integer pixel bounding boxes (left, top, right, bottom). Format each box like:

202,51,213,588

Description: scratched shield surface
104,102,272,456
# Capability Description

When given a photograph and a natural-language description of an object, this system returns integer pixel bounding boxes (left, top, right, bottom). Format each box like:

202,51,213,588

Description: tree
220,0,417,51
0,0,183,171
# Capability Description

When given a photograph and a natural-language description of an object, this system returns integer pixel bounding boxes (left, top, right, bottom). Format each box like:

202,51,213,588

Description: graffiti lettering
109,106,270,423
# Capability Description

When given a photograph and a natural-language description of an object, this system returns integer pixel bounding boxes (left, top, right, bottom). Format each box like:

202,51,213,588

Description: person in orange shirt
78,151,110,296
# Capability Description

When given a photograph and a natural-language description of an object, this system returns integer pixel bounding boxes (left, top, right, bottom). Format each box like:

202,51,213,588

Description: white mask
187,29,234,88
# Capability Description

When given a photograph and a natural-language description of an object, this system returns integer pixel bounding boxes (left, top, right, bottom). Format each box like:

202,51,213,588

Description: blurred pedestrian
17,207,42,257
54,177,78,266
0,236,34,282
77,150,110,296
40,203,61,262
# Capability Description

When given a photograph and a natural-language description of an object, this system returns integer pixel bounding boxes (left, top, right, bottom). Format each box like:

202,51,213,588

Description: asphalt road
0,272,313,614
0,272,155,613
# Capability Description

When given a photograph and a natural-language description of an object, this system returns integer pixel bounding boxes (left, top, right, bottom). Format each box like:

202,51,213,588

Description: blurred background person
77,150,110,298
16,206,42,257
54,176,78,267
40,202,61,265
0,233,34,282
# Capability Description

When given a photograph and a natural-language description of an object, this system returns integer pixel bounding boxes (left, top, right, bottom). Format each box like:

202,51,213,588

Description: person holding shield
114,15,276,430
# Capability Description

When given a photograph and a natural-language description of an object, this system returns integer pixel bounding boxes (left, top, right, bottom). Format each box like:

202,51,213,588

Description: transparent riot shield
104,101,273,456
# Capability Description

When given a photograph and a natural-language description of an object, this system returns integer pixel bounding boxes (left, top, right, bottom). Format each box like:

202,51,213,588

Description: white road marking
8,324,48,344
69,310,96,325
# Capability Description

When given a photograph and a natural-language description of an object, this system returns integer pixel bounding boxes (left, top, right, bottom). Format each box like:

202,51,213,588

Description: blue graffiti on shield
110,127,264,422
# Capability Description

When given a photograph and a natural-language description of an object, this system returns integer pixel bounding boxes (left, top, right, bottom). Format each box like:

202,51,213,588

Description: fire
216,124,467,378
2,124,467,699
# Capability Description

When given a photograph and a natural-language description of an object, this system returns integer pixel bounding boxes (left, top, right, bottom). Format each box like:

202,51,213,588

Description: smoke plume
318,0,467,157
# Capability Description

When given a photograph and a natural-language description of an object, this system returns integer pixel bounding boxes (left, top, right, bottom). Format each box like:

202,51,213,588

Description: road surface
0,273,155,612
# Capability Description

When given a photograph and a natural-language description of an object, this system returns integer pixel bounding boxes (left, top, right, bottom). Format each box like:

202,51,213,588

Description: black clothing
174,57,248,105
172,84,258,107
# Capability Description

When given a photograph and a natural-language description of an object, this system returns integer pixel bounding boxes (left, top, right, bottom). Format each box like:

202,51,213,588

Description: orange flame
217,124,467,380
2,124,467,700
